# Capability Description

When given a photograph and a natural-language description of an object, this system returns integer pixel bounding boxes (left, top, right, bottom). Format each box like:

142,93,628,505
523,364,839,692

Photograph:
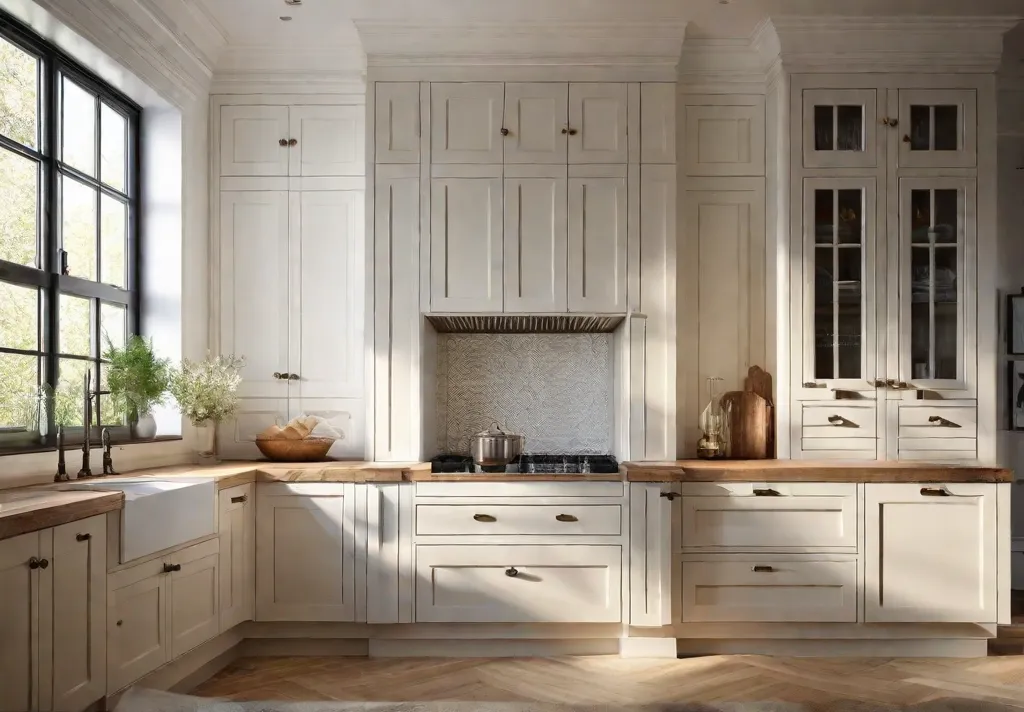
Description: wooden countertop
622,460,1013,483
0,489,123,541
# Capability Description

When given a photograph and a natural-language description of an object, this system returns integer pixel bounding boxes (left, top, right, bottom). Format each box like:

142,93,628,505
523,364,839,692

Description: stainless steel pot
470,422,525,467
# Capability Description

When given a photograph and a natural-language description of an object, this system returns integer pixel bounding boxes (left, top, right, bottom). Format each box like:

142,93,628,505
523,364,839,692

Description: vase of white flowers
168,354,244,459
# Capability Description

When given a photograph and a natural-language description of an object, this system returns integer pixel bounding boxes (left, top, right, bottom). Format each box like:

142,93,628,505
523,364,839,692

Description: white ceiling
195,0,1024,51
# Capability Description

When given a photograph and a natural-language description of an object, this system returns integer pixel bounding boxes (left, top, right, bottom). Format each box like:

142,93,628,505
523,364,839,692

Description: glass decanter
697,377,726,459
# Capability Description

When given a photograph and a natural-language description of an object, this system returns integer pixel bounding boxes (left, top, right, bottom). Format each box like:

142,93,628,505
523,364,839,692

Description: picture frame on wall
1007,292,1024,355
1009,361,1024,431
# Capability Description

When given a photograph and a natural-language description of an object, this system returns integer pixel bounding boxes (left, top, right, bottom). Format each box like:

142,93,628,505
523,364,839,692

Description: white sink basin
60,477,216,563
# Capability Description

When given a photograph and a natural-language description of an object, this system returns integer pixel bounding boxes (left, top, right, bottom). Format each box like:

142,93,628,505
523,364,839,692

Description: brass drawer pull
660,491,679,500
555,514,578,523
231,495,248,504
163,563,182,573
753,488,780,497
752,565,774,573
920,487,950,497
827,415,846,426
505,566,519,577
473,514,496,523
76,533,91,542
928,415,960,428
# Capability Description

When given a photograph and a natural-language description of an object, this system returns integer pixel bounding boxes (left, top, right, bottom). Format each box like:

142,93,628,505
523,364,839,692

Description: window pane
0,36,38,149
55,357,92,426
101,194,126,287
59,293,92,357
837,189,862,245
100,301,125,353
0,147,39,266
0,280,39,351
934,105,958,152
98,364,121,426
62,176,97,280
100,103,126,192
0,351,40,432
836,105,862,152
910,105,930,151
935,189,958,244
814,105,834,151
61,77,96,176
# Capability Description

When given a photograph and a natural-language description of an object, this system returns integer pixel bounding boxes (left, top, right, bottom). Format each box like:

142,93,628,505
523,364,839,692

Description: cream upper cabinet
375,82,420,163
896,89,977,168
219,485,254,632
289,105,363,176
220,106,291,176
864,483,997,623
430,169,504,312
256,484,357,622
0,531,45,712
431,83,504,164
503,83,568,164
568,171,627,312
568,83,628,164
503,166,568,313
802,89,879,169
641,83,676,164
683,97,765,176
220,189,291,400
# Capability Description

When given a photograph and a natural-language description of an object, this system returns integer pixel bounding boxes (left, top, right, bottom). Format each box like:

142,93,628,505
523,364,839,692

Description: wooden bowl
255,437,335,462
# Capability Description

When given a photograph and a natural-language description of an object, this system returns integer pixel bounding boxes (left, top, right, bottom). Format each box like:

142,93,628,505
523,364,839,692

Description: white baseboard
368,638,620,657
243,638,369,656
619,637,678,658
675,637,988,658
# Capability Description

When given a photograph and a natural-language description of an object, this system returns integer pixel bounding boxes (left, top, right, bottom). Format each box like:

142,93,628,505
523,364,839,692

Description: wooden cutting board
721,390,769,460
745,365,773,406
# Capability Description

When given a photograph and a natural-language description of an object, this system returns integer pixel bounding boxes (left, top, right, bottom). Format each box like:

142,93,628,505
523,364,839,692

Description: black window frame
0,10,142,455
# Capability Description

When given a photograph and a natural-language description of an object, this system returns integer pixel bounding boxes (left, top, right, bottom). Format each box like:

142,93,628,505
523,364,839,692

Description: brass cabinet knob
28,557,40,570
273,372,284,380
278,138,288,146
116,619,123,626
287,373,300,381
561,127,569,135
555,513,578,523
473,514,496,523
500,128,509,136
288,138,298,146
39,558,48,569
568,128,578,136
903,135,911,143
505,566,519,577
76,533,91,542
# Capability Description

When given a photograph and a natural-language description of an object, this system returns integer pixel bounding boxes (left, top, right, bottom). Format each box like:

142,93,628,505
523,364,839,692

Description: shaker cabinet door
220,106,290,176
897,89,977,169
503,83,568,164
0,532,42,712
431,83,504,164
375,83,420,163
503,166,568,313
567,172,627,313
568,83,628,164
802,89,879,169
289,105,363,176
219,484,254,632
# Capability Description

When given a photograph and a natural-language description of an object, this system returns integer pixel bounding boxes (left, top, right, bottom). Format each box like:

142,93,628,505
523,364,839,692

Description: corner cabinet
790,78,983,463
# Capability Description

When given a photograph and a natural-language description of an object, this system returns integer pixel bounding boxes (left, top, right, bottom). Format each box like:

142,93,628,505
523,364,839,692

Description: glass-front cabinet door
801,178,879,395
897,90,977,169
802,89,878,169
893,178,975,396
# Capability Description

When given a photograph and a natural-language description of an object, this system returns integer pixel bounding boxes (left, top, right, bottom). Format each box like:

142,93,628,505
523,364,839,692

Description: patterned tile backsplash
436,333,614,455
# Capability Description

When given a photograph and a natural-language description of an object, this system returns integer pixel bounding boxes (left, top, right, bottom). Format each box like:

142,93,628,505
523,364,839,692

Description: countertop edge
621,461,1013,483
0,491,123,541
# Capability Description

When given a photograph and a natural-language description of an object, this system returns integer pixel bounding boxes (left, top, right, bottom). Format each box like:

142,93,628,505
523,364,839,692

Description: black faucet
53,425,68,482
102,428,117,475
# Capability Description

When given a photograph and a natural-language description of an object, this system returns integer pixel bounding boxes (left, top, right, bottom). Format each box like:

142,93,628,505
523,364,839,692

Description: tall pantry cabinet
214,98,366,459
790,77,988,462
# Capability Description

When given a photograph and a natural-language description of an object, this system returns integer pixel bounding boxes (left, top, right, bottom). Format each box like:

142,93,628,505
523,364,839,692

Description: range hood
425,313,628,334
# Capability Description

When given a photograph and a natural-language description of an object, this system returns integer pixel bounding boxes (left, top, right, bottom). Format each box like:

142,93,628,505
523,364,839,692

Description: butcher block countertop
622,460,1013,483
0,489,123,541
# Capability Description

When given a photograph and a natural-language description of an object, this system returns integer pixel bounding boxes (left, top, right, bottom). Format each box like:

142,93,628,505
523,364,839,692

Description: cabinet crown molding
354,19,688,73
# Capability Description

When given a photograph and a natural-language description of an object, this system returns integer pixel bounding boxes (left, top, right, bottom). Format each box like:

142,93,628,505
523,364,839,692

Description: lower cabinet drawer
416,504,621,536
681,557,858,623
415,545,622,623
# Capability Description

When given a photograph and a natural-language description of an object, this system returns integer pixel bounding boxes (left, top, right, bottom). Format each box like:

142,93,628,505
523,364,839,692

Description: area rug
113,688,1023,712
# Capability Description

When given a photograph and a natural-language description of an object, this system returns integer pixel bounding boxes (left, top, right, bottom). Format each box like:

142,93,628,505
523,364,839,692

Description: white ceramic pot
196,422,217,458
135,413,157,440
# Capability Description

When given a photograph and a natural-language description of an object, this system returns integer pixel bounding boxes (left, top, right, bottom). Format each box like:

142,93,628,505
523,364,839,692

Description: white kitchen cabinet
0,516,105,712
219,398,289,460
896,89,977,168
107,539,219,693
641,83,676,164
429,169,504,312
503,83,568,164
256,483,357,622
568,170,627,312
415,545,622,623
568,83,628,164
219,484,254,632
431,83,504,164
375,82,420,163
683,97,765,176
503,165,568,313
289,105,363,176
864,483,997,623
220,105,290,176
291,398,365,460
801,88,879,169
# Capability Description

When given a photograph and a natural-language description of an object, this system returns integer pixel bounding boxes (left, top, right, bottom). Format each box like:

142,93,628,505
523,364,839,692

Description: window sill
0,435,183,457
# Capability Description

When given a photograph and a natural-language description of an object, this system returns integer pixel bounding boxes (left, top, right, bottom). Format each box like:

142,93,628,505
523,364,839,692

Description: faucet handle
101,428,117,476
53,425,69,482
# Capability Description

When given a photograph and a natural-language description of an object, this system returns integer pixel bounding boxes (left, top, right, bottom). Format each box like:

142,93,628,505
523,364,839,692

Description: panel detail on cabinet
168,545,220,659
641,83,676,164
219,484,254,632
802,89,878,169
503,166,567,313
568,171,627,312
864,483,996,623
289,105,363,176
430,171,504,312
220,106,290,176
684,99,765,176
415,545,622,623
897,89,977,168
503,83,568,164
0,531,42,712
431,83,504,164
375,83,420,163
569,83,627,164
107,563,167,693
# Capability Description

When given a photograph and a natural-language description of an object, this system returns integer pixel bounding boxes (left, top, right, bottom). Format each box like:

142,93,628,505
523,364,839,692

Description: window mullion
43,49,59,445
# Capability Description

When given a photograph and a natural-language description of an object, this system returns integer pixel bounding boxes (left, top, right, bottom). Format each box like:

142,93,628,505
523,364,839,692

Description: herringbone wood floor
191,655,1024,708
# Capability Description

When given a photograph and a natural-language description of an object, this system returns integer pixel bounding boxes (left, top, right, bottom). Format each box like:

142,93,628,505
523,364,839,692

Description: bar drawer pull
753,488,780,497
231,495,248,504
163,563,182,573
76,533,91,542
827,415,846,426
660,492,679,500
473,514,496,523
920,487,950,497
555,514,578,523
752,565,774,573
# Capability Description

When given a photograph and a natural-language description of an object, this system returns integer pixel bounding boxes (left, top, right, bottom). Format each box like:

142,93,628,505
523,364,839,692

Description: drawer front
899,406,977,438
415,545,621,623
803,405,876,438
681,486,857,551
681,557,858,622
416,504,621,536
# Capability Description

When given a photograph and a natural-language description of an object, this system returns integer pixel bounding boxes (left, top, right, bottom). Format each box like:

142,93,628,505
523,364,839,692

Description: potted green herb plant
104,335,170,439
168,354,244,457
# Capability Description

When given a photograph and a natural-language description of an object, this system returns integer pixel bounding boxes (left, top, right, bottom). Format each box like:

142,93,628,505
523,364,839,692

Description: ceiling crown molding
769,16,1022,73
354,19,688,75
211,45,366,95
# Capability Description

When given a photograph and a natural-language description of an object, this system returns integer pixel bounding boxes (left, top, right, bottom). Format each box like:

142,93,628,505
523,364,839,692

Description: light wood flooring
192,655,1024,709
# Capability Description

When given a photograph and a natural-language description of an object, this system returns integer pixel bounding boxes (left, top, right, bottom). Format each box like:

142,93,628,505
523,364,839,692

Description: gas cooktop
430,454,618,474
